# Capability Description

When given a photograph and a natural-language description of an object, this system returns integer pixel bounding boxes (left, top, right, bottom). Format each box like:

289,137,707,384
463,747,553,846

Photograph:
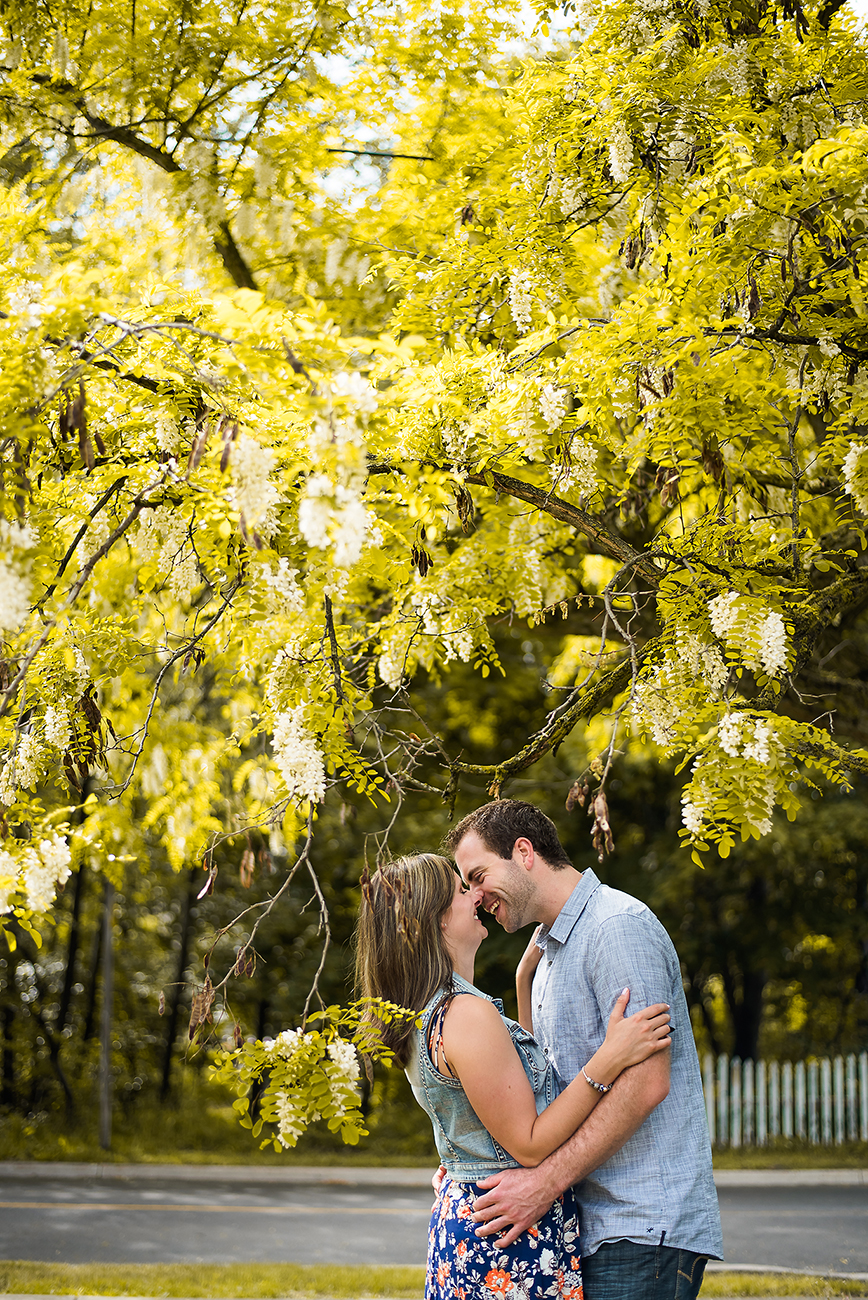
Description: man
443,799,722,1300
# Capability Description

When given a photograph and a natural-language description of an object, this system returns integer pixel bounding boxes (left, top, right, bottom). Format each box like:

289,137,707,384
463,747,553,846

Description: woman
356,853,671,1300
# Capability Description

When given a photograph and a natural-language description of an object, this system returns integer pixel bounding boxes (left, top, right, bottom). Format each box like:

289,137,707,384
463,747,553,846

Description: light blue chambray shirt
531,869,723,1261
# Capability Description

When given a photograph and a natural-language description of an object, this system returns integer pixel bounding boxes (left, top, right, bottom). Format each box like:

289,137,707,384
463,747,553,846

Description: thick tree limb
786,569,868,667
452,648,644,791
794,738,868,774
26,76,257,291
463,469,661,586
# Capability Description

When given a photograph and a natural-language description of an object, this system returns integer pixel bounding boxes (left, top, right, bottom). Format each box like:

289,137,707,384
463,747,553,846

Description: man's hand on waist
471,1165,564,1249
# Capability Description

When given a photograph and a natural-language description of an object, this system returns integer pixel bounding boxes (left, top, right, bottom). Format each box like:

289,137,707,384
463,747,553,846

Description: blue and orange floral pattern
426,1176,583,1300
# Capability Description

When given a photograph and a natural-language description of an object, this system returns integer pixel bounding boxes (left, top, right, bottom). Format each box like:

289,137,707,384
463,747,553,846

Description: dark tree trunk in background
731,967,768,1062
1,964,15,1105
160,866,198,1101
82,898,104,1042
57,860,86,1035
98,880,115,1149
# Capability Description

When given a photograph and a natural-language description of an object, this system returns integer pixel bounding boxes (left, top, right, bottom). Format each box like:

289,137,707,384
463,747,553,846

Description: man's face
454,829,538,933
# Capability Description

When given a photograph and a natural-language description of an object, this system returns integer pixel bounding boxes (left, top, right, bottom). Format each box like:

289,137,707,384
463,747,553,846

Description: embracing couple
356,800,722,1300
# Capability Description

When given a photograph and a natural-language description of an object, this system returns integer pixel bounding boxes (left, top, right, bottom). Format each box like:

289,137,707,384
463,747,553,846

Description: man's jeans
581,1238,708,1300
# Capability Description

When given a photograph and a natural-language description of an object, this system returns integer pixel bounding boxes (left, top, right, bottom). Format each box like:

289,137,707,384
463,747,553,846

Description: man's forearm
534,1056,669,1195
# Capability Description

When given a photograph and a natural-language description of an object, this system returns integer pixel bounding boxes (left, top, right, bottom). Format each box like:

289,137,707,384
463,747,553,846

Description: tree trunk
98,880,115,1150
160,866,198,1101
82,899,103,1042
731,966,767,1062
57,860,86,1035
1,1002,14,1106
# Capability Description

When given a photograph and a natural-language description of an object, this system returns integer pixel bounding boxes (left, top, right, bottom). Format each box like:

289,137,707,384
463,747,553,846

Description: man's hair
442,800,572,869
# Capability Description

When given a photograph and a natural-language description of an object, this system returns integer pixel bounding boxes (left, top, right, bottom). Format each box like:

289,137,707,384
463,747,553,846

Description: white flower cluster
0,833,72,915
328,1035,361,1083
6,281,47,332
508,271,535,333
716,712,778,767
263,559,305,617
272,704,326,804
681,791,707,836
608,121,634,185
137,505,199,599
675,630,728,697
231,434,281,538
708,591,788,677
298,473,370,568
843,442,868,514
331,371,379,417
549,439,597,499
0,730,44,806
632,663,687,749
558,177,586,216
410,590,478,664
273,1028,302,1057
264,1029,361,1147
0,520,36,634
634,631,728,752
377,633,412,689
273,1089,307,1148
298,379,376,568
539,383,569,430
724,39,752,97
43,705,72,751
154,415,180,452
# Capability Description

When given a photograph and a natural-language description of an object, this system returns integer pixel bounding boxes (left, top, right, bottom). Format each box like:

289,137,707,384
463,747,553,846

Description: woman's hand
516,926,544,1032
600,988,671,1073
516,927,544,985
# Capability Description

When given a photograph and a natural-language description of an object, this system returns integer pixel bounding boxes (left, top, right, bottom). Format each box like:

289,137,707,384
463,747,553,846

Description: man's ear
513,837,535,871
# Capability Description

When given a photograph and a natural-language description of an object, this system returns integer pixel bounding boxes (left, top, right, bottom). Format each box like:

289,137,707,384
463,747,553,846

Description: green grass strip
1,1262,867,1298
0,1263,424,1298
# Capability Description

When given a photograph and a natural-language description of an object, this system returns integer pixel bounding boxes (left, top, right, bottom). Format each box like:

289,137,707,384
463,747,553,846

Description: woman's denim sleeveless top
405,972,557,1182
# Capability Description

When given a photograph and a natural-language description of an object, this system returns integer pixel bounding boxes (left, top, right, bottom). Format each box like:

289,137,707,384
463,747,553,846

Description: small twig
0,473,167,720
302,849,331,1026
786,355,809,578
112,578,241,795
323,594,345,707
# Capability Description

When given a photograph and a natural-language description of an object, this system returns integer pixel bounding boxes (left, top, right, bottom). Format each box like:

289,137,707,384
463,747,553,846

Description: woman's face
440,872,487,963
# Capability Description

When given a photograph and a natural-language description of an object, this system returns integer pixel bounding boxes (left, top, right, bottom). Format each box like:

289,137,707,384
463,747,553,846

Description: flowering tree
2,0,868,1134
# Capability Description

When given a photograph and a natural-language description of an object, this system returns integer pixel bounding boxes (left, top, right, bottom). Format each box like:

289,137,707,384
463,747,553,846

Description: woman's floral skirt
426,1175,583,1300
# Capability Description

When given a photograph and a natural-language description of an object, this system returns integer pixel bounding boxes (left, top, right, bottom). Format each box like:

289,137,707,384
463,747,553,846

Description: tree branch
463,469,661,586
452,646,649,792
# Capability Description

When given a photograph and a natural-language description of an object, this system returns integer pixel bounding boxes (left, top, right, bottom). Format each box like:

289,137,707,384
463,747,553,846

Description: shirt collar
535,868,601,948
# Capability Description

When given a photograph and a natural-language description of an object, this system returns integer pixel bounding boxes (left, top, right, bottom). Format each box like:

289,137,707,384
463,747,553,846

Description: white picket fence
701,1052,868,1146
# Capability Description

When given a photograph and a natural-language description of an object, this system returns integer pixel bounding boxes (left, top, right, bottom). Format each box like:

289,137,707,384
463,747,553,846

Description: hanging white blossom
708,591,789,677
549,439,597,499
608,120,634,185
272,704,326,804
0,848,16,914
43,705,72,751
508,271,534,333
332,371,378,417
298,475,370,568
263,559,306,616
0,519,36,634
231,434,282,537
843,442,868,514
539,383,569,430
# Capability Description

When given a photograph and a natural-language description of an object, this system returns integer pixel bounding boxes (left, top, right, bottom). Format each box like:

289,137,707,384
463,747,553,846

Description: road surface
0,1165,866,1276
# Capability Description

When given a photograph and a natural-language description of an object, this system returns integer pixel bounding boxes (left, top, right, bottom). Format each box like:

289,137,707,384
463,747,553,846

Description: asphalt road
0,1169,866,1276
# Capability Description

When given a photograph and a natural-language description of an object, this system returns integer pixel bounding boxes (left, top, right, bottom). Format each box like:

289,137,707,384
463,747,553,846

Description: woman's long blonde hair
355,853,457,1066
